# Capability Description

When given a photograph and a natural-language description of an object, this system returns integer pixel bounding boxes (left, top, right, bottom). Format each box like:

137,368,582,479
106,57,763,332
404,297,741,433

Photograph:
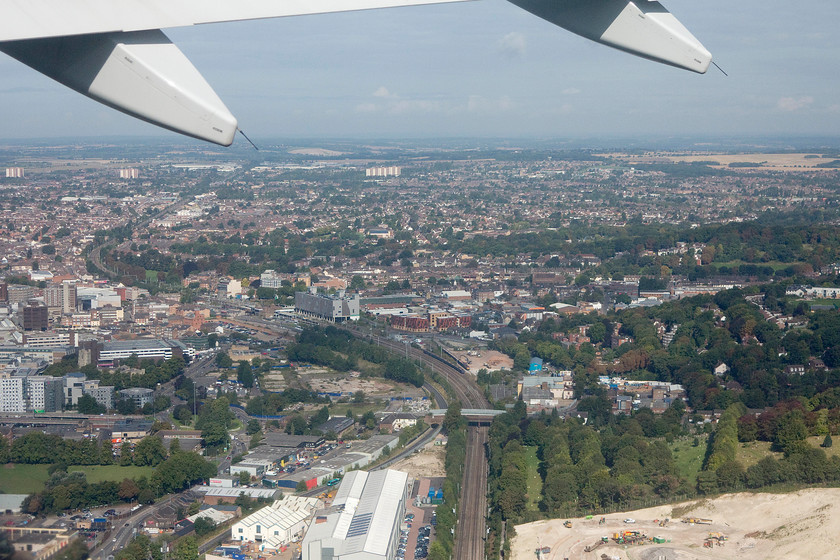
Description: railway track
370,336,490,560
248,321,493,559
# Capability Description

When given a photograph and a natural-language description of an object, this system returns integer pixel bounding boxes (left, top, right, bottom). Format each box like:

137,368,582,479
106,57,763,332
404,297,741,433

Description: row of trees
0,430,177,468
426,405,467,560
699,402,840,494
288,326,425,387
22,450,216,514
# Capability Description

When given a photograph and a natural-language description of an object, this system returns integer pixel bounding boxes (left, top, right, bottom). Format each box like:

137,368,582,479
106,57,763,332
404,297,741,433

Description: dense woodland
483,395,840,558
487,282,840,415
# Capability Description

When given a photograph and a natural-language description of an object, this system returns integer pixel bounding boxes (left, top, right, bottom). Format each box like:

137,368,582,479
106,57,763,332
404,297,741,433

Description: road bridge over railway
426,408,506,426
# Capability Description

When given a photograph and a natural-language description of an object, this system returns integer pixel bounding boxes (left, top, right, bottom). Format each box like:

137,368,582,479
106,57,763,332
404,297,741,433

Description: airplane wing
0,0,711,146
0,0,472,42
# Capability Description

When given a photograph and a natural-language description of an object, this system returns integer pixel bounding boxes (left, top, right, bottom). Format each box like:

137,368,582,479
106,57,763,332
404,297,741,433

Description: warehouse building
302,469,409,560
231,495,320,552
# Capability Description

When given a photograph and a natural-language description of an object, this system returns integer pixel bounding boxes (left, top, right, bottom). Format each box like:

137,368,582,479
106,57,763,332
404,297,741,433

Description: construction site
512,488,840,560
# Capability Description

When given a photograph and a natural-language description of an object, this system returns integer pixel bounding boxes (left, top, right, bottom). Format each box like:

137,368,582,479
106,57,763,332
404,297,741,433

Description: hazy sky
1,0,839,143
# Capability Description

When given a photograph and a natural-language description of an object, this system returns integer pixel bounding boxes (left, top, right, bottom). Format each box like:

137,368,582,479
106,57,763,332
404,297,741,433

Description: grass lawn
0,464,51,494
735,440,777,468
524,446,542,512
669,436,707,486
802,299,840,309
807,436,840,458
68,465,156,484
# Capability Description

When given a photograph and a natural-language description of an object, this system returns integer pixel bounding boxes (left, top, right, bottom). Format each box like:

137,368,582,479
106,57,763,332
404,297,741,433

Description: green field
524,446,542,512
68,465,156,484
735,440,775,468
669,436,707,485
0,464,51,494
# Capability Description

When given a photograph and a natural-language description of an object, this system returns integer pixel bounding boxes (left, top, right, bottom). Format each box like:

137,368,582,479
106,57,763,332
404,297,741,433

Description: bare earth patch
389,443,446,478
512,488,840,560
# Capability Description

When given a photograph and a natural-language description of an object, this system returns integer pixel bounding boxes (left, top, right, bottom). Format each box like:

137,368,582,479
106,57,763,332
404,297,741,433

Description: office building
45,281,77,314
0,372,25,412
260,270,284,289
22,300,48,331
26,376,64,412
365,166,401,178
98,339,175,364
7,285,34,306
120,387,154,409
295,288,359,323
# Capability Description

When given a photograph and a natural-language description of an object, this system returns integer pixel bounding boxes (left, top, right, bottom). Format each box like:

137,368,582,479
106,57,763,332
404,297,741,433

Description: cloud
560,88,581,96
776,96,814,112
372,86,397,99
498,32,526,58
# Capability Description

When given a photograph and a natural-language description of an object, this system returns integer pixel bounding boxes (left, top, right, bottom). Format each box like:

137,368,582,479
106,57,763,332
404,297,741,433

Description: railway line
239,320,493,559
369,336,490,560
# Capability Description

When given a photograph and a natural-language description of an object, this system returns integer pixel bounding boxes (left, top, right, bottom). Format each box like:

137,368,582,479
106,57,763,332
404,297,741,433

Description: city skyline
1,0,839,143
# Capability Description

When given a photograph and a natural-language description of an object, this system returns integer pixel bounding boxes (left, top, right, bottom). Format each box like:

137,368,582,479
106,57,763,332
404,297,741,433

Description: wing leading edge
0,0,712,145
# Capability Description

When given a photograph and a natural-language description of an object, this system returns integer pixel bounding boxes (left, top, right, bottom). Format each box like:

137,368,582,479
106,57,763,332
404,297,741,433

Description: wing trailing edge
507,0,711,73
0,30,237,145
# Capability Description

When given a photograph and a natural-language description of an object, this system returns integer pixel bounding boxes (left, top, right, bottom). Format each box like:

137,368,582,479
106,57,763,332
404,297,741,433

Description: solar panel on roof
345,512,373,538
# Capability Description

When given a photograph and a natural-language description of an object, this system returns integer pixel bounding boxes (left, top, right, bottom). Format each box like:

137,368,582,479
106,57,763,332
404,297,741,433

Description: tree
215,352,233,369
774,409,808,456
239,470,251,486
173,536,198,560
246,419,261,435
822,434,833,448
77,394,106,414
237,361,254,388
118,478,140,501
201,424,229,453
119,441,133,466
350,275,365,291
133,436,167,466
193,516,216,536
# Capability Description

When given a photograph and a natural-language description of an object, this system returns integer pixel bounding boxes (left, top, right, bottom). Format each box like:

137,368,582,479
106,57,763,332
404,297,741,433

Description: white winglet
507,0,711,73
0,30,238,145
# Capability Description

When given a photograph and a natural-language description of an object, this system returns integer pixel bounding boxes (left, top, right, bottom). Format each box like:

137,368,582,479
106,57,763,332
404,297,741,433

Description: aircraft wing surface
0,0,472,42
0,0,712,145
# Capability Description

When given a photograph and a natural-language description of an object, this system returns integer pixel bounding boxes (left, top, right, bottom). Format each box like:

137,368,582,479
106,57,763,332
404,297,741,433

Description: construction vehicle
584,537,609,552
612,530,646,544
682,517,712,525
659,518,670,527
563,520,572,528
708,532,727,542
